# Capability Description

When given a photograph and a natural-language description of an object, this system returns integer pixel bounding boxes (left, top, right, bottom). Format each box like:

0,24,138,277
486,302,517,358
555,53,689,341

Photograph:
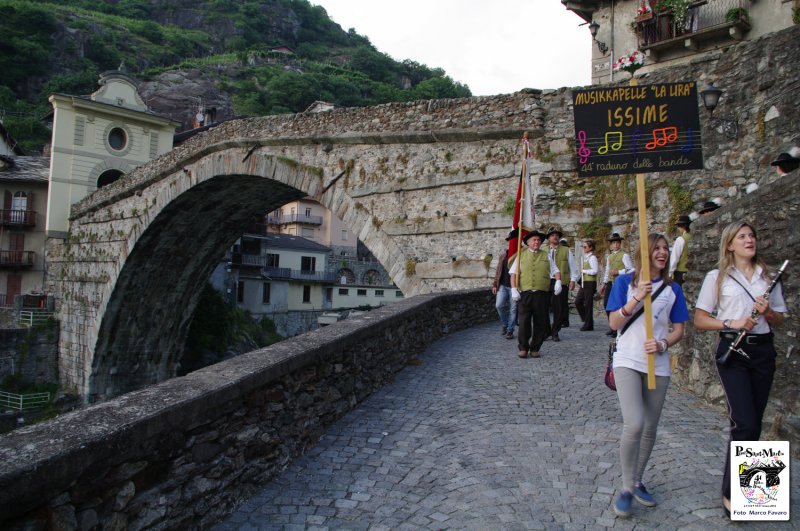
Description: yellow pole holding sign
630,77,656,390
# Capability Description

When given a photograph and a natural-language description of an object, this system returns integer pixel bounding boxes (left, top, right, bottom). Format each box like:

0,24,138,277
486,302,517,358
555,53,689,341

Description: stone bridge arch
48,92,555,401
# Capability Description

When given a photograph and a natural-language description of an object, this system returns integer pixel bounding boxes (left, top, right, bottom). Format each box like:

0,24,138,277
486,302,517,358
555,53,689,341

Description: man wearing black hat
698,199,721,216
770,147,800,178
546,226,576,341
669,215,692,286
510,229,561,359
492,230,518,340
599,232,633,337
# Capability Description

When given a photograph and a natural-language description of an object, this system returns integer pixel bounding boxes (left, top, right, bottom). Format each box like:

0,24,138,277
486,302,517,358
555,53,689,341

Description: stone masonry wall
0,326,59,385
0,289,494,530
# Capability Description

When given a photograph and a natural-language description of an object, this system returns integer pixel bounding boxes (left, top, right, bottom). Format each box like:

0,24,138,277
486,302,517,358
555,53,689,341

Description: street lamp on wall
699,83,738,139
588,21,609,55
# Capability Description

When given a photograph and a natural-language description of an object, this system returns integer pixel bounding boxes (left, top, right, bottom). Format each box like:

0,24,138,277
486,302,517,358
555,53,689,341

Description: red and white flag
508,137,537,262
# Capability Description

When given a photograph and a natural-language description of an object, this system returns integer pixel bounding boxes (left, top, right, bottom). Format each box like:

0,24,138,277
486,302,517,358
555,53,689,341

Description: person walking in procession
606,233,689,518
692,221,787,518
770,147,799,178
493,230,518,340
669,215,692,286
510,230,561,359
575,239,599,331
559,238,573,327
546,226,576,342
600,232,634,337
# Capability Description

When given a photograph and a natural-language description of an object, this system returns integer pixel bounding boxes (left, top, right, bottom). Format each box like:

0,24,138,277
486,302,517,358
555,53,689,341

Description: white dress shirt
696,266,788,334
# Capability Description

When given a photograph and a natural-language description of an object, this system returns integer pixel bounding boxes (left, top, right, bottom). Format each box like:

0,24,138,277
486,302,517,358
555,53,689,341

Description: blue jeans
495,285,518,331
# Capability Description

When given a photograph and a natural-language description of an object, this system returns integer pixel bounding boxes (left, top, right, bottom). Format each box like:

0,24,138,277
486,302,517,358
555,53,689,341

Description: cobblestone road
214,318,800,530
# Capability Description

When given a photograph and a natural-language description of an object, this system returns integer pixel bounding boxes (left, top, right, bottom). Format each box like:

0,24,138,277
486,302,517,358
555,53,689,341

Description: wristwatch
722,319,731,330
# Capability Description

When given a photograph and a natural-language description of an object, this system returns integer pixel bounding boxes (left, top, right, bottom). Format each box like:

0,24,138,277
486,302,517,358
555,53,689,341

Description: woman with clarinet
694,221,788,518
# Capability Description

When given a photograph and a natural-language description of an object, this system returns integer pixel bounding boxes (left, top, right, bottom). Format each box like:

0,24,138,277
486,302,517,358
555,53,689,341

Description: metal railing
637,0,751,48
0,209,36,227
266,213,323,226
0,250,35,267
0,391,51,410
262,267,337,282
19,309,54,327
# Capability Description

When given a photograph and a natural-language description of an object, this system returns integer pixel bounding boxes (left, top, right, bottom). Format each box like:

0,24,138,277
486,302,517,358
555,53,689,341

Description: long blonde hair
630,233,671,287
716,221,769,294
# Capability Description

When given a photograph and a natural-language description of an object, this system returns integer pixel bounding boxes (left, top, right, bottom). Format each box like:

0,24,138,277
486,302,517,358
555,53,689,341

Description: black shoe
563,322,570,328
580,326,593,331
552,334,560,342
505,330,514,339
605,330,616,337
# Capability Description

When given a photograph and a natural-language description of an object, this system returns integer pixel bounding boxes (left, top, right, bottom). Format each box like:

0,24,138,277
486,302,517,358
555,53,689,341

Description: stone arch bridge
48,91,583,402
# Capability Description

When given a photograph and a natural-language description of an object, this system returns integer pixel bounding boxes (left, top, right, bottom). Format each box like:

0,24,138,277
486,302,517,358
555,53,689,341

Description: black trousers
550,279,568,335
518,290,550,353
673,270,686,286
602,281,612,313
714,335,776,500
575,280,596,329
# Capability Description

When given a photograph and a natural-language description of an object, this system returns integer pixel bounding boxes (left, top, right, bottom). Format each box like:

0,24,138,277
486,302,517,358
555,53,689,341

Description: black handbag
604,283,668,391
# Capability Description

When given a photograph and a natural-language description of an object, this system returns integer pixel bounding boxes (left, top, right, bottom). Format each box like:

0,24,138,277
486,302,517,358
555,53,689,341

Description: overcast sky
311,0,592,96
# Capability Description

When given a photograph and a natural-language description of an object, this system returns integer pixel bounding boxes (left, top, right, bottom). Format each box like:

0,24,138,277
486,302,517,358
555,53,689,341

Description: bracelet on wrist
619,307,631,318
659,339,668,353
632,295,641,302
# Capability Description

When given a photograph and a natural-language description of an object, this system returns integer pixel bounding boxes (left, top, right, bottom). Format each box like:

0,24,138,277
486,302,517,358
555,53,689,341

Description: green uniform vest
518,250,551,291
583,257,597,282
553,246,569,281
676,232,690,272
609,251,625,283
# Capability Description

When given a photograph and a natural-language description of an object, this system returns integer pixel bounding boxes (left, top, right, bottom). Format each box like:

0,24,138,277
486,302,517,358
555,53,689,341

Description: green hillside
0,0,471,151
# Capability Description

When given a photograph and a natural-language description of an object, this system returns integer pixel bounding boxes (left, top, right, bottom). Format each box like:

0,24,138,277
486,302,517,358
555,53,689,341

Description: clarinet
718,260,789,365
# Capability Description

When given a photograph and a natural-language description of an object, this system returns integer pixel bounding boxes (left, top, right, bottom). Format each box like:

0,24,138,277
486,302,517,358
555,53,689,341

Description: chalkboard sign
572,82,703,177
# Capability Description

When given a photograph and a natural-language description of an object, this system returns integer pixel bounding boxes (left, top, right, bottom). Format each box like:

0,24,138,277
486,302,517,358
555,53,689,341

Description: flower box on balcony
635,12,654,22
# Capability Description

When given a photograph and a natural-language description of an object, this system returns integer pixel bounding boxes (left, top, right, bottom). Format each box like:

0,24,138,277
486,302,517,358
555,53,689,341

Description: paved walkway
214,318,800,530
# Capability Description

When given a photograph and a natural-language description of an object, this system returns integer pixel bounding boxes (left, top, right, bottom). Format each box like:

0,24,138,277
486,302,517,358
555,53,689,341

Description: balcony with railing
636,0,751,55
0,250,35,268
266,213,323,226
0,209,36,228
262,267,337,283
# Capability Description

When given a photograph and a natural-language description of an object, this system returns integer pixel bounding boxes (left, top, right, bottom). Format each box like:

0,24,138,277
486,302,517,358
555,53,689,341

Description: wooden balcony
0,250,35,268
636,0,751,58
0,209,36,228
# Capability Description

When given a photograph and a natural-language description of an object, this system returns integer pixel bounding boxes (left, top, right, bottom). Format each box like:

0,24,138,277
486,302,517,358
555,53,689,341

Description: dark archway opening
97,169,124,188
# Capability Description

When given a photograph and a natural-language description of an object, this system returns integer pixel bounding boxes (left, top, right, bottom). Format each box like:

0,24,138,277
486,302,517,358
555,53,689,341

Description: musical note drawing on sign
632,130,642,159
577,130,591,163
645,126,678,150
597,131,624,155
680,128,694,153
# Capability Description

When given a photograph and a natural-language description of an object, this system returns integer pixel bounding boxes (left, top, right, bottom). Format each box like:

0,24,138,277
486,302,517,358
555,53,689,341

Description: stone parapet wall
0,289,494,530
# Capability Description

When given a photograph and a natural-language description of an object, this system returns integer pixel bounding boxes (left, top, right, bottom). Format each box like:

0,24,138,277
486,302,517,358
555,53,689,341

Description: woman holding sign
606,233,689,518
693,221,787,517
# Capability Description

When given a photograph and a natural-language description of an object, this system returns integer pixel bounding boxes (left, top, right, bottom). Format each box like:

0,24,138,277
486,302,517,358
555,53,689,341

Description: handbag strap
619,282,669,337
726,271,773,332
727,274,756,302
